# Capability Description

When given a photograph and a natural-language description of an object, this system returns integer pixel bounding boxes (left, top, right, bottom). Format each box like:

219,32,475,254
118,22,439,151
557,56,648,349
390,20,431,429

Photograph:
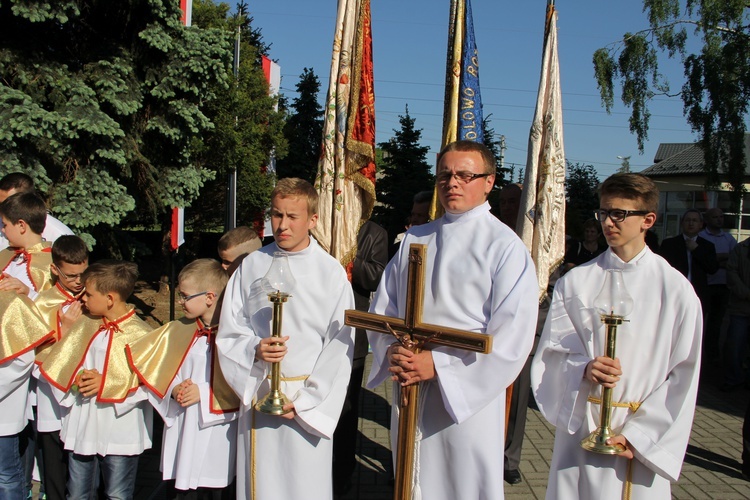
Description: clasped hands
171,379,200,407
584,355,633,459
74,369,102,398
387,343,435,387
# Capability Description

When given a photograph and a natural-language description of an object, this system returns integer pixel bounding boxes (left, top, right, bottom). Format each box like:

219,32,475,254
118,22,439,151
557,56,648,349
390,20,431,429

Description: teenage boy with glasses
532,173,703,499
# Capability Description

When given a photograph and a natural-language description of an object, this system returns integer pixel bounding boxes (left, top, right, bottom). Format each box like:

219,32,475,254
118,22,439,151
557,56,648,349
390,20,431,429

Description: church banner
432,0,484,220
442,0,484,145
312,0,376,275
518,2,567,301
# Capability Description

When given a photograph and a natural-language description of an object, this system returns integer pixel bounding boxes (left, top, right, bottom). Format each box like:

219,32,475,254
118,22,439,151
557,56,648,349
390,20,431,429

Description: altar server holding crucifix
366,140,539,499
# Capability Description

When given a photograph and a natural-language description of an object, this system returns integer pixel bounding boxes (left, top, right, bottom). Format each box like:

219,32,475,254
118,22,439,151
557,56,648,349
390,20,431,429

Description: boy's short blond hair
178,259,228,293
82,260,138,300
217,226,261,254
271,178,318,215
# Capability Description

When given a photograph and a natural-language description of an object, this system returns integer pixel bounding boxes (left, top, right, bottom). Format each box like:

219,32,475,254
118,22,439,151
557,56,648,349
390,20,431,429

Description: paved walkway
126,358,749,499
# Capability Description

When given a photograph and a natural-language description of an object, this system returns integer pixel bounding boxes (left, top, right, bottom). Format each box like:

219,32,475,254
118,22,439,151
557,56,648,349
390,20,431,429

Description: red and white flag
312,0,376,274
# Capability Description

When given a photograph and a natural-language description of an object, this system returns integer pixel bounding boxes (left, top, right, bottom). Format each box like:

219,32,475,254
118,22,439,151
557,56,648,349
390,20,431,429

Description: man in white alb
367,140,539,499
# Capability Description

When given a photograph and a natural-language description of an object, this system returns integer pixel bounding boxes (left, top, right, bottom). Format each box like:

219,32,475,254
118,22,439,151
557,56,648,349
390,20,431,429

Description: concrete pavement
125,357,749,499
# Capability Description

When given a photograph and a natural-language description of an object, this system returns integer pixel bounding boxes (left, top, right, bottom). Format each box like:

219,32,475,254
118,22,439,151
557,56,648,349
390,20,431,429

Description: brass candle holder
255,290,292,415
254,252,295,416
581,269,633,455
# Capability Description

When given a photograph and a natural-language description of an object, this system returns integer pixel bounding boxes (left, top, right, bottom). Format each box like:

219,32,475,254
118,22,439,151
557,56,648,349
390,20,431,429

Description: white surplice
147,337,237,491
531,246,702,499
54,329,153,456
0,352,34,436
367,202,539,500
216,238,355,500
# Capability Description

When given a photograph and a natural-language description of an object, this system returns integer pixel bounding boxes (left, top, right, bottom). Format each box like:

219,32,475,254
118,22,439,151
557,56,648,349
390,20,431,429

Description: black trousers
38,430,67,500
332,357,366,488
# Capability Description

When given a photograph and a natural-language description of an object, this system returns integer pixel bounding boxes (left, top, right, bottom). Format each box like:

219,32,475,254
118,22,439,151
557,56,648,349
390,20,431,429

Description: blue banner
458,0,483,143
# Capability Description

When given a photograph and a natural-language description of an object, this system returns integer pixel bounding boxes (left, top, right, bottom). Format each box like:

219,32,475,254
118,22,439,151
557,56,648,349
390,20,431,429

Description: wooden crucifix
345,243,493,500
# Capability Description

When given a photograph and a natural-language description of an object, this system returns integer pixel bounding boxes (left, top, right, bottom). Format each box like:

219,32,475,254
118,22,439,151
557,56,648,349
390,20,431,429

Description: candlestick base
255,389,292,415
580,426,626,455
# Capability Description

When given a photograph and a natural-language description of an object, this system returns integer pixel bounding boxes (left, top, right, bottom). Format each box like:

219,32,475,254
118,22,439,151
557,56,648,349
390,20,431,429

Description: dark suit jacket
658,234,719,299
351,221,389,361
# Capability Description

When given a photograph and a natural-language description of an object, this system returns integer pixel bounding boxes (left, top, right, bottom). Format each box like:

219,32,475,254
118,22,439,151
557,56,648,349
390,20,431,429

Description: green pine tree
276,68,324,183
374,106,434,240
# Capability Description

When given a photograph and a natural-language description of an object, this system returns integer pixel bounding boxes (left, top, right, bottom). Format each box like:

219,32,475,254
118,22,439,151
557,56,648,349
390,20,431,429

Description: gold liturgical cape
0,290,54,364
126,317,240,414
0,242,53,292
39,309,151,403
34,283,82,363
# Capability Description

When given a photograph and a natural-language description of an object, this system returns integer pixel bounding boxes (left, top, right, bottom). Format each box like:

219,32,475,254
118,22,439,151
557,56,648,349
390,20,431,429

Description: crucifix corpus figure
361,141,539,500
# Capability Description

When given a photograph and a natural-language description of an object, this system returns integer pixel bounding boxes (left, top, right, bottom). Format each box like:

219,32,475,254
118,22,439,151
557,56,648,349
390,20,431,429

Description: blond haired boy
217,178,355,500
39,260,152,500
127,259,239,497
217,226,262,273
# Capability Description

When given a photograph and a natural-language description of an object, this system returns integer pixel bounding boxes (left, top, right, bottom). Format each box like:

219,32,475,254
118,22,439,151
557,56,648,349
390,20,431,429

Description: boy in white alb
33,235,89,500
127,259,239,498
531,174,702,499
216,178,355,500
39,261,152,500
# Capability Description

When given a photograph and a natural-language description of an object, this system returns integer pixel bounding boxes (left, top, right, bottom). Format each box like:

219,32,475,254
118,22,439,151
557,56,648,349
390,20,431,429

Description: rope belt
587,396,642,413
586,396,643,500
266,374,310,382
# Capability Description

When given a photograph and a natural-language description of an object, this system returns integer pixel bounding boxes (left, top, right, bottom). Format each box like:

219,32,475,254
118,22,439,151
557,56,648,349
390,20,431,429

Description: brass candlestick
580,313,626,454
254,252,296,416
255,291,292,415
581,268,633,455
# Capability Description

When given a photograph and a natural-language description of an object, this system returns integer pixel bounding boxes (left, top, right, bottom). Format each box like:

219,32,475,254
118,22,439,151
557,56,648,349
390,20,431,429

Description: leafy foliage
373,106,434,240
187,0,285,232
0,0,232,246
593,1,750,208
565,161,601,238
482,113,509,189
276,68,324,183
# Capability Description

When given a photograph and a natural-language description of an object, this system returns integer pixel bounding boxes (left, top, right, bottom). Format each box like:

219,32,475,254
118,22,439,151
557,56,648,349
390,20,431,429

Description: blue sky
233,1,695,180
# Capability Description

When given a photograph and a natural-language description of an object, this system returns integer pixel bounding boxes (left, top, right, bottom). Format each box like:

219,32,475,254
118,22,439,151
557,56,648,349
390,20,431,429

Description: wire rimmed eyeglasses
177,291,209,304
53,264,84,282
594,209,651,223
436,171,491,185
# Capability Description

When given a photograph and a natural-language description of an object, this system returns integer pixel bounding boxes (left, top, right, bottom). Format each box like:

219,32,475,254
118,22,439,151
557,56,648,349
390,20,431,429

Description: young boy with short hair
33,235,89,500
0,191,53,298
127,259,239,498
39,260,152,500
217,226,262,272
216,178,355,500
531,173,703,498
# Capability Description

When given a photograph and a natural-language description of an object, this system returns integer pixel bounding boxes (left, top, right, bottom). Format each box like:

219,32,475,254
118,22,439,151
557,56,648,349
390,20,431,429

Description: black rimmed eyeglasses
594,209,651,223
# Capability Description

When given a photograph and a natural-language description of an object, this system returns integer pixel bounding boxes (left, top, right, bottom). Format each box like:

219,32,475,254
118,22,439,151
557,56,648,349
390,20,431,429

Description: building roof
653,143,694,163
640,134,750,177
